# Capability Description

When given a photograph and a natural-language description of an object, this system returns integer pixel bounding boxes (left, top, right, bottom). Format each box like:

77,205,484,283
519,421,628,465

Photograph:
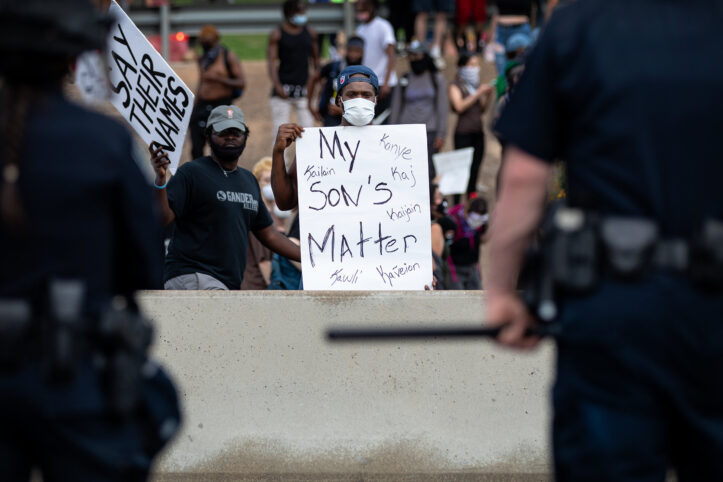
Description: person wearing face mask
271,65,380,216
189,24,246,160
149,105,301,290
268,0,319,146
390,41,448,180
449,52,495,203
447,195,489,289
307,35,366,127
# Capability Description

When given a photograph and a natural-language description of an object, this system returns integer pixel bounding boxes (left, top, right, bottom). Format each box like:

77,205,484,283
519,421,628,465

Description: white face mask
342,97,376,126
459,66,480,88
467,212,488,229
261,183,275,202
274,205,293,219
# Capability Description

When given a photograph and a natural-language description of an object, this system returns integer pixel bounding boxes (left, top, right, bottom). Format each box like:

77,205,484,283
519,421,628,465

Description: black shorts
412,0,455,13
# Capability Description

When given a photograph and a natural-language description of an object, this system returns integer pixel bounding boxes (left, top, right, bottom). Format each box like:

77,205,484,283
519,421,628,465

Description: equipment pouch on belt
99,299,153,416
548,207,599,291
689,219,723,290
600,217,659,279
521,204,599,323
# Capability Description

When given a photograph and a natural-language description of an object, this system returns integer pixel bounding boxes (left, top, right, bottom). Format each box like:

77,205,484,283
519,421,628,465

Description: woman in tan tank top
448,53,494,204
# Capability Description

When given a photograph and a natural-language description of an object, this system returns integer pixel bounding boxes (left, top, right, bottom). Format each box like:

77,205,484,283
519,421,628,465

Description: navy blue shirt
165,156,273,289
0,93,162,311
496,0,723,237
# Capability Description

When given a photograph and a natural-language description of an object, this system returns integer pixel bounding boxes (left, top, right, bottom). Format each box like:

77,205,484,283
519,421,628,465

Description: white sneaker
430,45,446,69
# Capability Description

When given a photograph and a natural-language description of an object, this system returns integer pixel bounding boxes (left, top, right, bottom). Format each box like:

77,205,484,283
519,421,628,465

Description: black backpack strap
223,47,235,79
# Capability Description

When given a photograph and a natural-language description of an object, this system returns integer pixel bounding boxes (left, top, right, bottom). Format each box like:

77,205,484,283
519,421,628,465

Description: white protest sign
106,1,194,173
432,147,474,195
296,125,433,290
75,51,111,103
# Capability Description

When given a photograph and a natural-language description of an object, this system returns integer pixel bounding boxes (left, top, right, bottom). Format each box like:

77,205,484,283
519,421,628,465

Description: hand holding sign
149,142,171,185
274,123,305,153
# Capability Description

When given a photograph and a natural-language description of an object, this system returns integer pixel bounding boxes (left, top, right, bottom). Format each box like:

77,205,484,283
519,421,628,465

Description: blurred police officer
0,0,179,479
486,1,723,480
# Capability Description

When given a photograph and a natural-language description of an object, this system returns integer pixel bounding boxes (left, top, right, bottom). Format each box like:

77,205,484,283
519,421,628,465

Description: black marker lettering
373,223,392,255
357,221,371,257
308,181,327,211
112,24,137,65
167,77,190,108
403,234,418,253
373,182,393,205
340,235,353,262
308,225,335,268
141,53,167,90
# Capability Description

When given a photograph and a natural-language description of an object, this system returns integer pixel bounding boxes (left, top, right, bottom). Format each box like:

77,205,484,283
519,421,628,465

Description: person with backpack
189,24,246,159
307,35,365,127
390,41,448,179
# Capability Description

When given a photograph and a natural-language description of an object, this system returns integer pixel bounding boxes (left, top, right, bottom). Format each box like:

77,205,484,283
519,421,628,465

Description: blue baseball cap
337,65,379,94
506,33,531,53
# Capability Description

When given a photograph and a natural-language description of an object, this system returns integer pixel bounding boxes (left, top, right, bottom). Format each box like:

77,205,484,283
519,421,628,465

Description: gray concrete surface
139,291,554,480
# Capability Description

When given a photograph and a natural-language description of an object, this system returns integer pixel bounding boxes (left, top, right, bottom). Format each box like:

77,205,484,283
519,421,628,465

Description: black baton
326,324,557,341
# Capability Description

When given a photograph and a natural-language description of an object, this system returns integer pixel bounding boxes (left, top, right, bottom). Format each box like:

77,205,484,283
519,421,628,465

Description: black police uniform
0,92,179,479
496,1,723,479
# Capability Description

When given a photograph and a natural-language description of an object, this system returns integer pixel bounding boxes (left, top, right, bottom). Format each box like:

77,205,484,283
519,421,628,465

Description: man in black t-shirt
486,1,723,479
150,105,301,289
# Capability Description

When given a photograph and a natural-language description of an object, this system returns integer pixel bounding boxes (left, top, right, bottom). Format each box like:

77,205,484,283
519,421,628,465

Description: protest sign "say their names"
296,125,433,290
106,1,194,173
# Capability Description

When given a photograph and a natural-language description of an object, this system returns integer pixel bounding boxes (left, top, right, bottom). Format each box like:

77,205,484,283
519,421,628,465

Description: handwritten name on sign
106,1,194,173
296,125,433,290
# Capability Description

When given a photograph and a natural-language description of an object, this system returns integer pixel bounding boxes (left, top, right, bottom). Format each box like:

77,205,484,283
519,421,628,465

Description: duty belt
522,206,723,323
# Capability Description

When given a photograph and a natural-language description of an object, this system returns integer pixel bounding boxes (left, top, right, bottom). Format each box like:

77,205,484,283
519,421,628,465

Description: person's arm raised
148,142,175,226
254,225,302,262
271,123,303,210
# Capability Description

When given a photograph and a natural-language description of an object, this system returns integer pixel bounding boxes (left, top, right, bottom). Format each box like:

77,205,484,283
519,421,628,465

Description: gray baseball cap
207,105,248,133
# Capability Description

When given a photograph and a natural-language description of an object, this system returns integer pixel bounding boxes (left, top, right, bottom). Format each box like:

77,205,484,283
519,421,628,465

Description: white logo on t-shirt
216,190,259,211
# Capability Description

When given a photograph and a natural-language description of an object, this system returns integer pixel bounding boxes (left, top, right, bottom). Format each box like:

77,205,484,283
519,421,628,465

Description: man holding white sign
151,105,301,290
271,66,433,290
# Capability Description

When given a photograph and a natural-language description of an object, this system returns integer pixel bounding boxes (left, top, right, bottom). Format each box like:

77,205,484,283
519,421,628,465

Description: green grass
223,34,269,61
203,33,331,62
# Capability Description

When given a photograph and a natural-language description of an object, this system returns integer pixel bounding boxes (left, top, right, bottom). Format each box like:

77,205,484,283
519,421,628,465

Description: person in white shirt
355,0,397,123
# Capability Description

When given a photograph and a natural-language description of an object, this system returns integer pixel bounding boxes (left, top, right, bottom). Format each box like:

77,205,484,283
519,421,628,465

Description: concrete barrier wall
138,291,554,480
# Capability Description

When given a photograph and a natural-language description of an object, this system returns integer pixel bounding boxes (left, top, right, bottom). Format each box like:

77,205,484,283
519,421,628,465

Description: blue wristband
154,180,168,189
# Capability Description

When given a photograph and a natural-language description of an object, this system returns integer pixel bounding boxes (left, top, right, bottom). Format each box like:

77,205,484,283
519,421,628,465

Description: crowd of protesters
145,0,559,291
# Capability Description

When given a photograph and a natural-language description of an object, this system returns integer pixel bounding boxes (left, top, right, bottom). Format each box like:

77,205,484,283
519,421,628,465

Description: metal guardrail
129,2,354,37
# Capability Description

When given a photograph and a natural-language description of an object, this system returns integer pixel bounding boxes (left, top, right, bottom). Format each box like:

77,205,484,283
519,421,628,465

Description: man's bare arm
484,146,551,348
486,146,551,294
254,225,302,262
148,142,175,226
267,28,287,98
272,123,304,210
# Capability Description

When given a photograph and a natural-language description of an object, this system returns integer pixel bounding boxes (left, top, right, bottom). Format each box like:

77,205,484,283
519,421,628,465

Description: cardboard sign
106,1,194,173
296,125,433,290
432,147,474,195
75,51,111,103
